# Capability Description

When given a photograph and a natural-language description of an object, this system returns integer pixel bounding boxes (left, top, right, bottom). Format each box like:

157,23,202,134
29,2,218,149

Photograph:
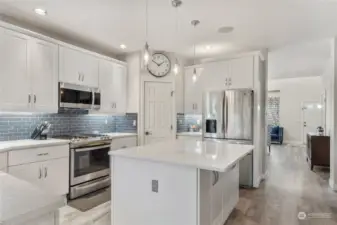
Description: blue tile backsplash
0,112,137,141
176,113,202,132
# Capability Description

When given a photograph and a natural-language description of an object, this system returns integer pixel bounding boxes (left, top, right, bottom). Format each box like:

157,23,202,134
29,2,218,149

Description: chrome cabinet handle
28,94,31,103
37,153,49,156
44,167,48,178
82,74,84,81
78,73,81,81
34,95,36,103
38,167,42,179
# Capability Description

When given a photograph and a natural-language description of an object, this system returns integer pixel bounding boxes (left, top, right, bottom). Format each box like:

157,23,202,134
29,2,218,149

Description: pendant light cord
146,0,149,41
193,25,196,66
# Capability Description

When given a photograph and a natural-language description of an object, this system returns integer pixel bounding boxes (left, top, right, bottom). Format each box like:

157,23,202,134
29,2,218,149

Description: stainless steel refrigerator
202,89,254,187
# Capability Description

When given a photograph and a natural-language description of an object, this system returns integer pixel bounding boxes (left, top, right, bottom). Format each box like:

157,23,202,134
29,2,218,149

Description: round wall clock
147,53,171,77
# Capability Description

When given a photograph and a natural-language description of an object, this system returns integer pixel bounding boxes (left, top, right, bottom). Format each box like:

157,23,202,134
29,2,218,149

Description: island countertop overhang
109,140,253,172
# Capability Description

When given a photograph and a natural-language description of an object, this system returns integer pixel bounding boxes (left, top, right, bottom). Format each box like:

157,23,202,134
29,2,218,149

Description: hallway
227,145,337,225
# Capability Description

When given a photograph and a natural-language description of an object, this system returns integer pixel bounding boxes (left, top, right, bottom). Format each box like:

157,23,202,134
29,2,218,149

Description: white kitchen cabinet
0,28,58,113
9,157,69,196
8,145,69,196
0,28,31,111
59,46,99,87
99,60,127,114
184,67,204,114
228,56,254,89
93,212,110,225
199,163,239,225
30,38,58,113
111,137,137,150
203,61,229,90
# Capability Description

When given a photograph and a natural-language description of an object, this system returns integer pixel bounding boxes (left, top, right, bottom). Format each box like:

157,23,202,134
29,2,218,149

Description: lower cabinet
111,137,137,150
8,157,69,196
93,212,110,225
199,163,239,225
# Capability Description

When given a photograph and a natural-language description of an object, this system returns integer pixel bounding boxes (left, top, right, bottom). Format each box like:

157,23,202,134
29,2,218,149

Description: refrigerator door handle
225,95,229,136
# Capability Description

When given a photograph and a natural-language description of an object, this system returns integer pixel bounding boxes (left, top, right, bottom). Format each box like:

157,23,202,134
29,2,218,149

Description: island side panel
111,156,199,225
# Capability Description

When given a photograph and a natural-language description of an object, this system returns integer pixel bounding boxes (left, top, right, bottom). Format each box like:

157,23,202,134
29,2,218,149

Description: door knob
145,131,152,135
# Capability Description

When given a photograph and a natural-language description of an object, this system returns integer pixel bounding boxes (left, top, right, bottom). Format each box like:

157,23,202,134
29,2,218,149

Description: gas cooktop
53,133,112,148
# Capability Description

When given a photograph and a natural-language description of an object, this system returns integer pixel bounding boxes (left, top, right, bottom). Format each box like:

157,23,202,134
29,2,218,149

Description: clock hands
152,59,160,66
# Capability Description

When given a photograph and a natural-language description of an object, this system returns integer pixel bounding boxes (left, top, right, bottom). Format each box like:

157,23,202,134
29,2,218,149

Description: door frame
301,101,325,144
139,76,176,146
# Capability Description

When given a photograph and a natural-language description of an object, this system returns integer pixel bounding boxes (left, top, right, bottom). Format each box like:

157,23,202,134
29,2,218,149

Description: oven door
70,144,111,186
59,83,93,109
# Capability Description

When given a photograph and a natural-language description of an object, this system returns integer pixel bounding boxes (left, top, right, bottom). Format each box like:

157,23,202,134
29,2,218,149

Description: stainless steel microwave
59,82,101,110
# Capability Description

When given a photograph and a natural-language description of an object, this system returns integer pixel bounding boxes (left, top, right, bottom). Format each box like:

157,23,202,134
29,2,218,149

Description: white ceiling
268,39,331,79
1,0,337,59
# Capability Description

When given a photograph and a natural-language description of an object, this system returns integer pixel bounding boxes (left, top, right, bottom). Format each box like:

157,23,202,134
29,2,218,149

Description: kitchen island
109,140,253,225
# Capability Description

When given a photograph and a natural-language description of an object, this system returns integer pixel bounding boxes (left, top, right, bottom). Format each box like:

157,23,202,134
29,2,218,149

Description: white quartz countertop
0,172,64,224
177,132,202,137
104,133,137,139
0,139,70,153
109,140,253,172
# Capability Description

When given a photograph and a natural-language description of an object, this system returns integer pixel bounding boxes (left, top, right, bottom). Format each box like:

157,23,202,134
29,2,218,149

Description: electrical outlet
152,180,158,193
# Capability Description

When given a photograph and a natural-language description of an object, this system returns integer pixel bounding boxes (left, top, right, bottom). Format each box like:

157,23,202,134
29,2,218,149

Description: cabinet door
30,38,58,113
211,172,224,225
93,212,110,225
42,157,69,196
99,59,114,113
203,61,229,90
184,67,203,114
229,56,254,89
59,46,99,87
8,162,43,187
112,63,127,113
81,53,99,88
0,28,31,111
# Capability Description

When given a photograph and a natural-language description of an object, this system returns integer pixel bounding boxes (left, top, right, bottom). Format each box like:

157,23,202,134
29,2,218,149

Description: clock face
147,53,171,77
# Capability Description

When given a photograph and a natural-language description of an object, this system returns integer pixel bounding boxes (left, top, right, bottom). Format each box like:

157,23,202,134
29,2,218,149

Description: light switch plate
152,180,158,193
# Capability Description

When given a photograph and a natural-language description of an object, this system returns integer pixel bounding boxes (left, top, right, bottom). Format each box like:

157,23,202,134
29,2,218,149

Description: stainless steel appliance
59,82,101,110
203,89,253,140
54,133,112,200
202,89,254,187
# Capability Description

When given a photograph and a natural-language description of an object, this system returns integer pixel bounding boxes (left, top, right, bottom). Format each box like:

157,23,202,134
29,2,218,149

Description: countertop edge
176,132,202,136
0,140,70,153
110,147,253,172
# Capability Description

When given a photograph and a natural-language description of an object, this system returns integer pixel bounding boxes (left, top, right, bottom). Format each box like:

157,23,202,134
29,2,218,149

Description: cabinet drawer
9,145,69,166
0,152,7,171
111,137,137,150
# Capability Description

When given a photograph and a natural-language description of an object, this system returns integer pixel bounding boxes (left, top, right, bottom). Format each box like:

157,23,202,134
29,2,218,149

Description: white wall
268,76,324,144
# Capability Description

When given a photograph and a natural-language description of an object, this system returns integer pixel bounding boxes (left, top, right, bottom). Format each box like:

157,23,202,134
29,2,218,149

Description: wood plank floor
226,145,337,225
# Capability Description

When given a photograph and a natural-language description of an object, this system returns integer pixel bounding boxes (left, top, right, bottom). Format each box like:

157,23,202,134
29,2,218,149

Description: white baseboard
329,178,337,191
283,141,303,145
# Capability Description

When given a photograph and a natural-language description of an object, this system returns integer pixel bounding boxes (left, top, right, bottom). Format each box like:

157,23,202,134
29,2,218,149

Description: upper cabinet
228,56,254,89
184,67,204,114
99,59,127,114
0,28,58,113
59,46,99,87
30,38,59,112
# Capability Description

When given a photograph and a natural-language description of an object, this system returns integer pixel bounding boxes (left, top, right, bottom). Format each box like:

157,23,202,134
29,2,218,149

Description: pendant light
143,0,151,66
191,20,200,82
172,0,182,75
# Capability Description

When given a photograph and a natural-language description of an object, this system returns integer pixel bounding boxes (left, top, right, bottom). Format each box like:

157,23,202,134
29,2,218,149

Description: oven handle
73,144,111,152
74,176,110,190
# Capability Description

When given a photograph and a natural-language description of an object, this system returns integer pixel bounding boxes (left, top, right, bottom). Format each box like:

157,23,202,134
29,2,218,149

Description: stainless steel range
54,133,112,200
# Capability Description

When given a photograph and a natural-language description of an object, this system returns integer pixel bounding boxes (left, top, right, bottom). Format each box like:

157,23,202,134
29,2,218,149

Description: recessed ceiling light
34,8,47,16
218,26,234,34
120,44,127,49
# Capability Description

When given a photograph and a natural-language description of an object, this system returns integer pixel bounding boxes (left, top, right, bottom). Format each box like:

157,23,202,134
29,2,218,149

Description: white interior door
302,102,324,144
144,81,173,145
